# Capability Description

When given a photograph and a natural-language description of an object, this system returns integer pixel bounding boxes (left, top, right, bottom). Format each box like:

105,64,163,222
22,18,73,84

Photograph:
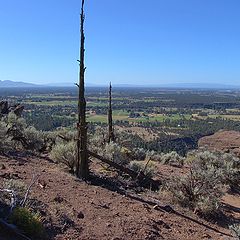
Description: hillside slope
0,154,236,240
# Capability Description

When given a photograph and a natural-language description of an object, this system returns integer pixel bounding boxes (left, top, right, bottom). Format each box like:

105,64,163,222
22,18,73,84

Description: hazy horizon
1,0,240,86
1,79,240,90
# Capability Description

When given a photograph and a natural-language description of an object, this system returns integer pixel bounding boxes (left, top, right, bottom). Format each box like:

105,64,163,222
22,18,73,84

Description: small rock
54,195,64,203
77,211,84,219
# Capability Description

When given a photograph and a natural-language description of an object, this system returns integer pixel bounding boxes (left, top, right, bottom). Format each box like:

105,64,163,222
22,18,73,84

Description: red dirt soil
0,154,238,240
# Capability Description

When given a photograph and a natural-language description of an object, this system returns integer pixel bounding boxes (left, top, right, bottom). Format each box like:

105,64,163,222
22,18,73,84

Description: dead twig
21,173,40,207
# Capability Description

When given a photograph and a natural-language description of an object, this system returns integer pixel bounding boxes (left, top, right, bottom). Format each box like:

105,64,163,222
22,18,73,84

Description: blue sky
0,0,240,86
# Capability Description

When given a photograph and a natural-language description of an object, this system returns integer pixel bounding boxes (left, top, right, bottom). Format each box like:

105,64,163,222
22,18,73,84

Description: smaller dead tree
108,82,115,143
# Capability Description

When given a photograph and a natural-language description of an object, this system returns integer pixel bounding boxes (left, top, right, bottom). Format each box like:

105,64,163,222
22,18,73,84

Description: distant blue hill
0,80,38,88
113,83,240,89
45,82,99,87
1,80,239,90
158,83,240,89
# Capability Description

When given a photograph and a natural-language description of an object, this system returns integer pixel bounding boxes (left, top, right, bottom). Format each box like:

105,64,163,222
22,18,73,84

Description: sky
0,0,240,86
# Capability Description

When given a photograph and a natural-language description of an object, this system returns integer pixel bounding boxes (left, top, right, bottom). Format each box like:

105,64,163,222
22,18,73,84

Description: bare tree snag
76,0,89,179
108,82,115,143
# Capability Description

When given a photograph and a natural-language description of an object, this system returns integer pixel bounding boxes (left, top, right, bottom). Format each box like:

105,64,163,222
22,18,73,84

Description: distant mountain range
0,80,240,90
0,80,38,88
156,83,240,89
0,80,97,88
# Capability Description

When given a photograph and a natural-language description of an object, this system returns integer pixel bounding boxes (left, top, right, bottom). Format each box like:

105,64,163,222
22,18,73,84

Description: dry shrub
103,142,130,165
128,160,155,178
167,150,229,217
168,167,223,217
0,113,55,153
50,141,76,172
0,121,13,153
23,126,45,151
132,148,147,161
229,224,240,239
220,153,240,191
160,151,185,167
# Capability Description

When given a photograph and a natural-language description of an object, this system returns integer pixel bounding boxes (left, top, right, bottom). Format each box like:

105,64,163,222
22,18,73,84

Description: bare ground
0,153,238,240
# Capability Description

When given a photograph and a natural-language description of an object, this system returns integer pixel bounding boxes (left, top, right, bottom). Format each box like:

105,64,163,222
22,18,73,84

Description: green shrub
50,141,76,172
9,207,46,240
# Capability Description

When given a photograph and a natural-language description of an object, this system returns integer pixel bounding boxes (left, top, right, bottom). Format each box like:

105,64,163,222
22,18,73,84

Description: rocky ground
0,150,239,240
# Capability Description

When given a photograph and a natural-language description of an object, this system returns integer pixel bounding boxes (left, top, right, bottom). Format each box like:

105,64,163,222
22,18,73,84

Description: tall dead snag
108,82,115,143
76,0,89,179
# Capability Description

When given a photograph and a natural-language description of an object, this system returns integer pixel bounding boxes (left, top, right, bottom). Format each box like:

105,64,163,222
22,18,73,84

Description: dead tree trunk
108,82,115,143
76,0,89,179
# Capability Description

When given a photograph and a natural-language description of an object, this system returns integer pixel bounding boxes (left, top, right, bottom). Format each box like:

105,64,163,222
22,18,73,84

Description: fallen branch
58,134,72,142
88,150,160,190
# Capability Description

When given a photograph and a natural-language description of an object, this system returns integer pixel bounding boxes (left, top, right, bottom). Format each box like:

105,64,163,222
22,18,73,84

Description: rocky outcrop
198,130,240,157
